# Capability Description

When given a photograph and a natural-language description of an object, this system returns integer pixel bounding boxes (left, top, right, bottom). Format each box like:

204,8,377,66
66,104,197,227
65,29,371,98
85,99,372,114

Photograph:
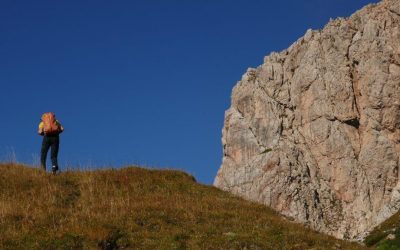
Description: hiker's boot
52,165,59,175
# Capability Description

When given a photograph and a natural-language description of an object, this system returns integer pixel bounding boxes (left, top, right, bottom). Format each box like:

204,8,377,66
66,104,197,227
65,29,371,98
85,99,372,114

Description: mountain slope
0,163,366,249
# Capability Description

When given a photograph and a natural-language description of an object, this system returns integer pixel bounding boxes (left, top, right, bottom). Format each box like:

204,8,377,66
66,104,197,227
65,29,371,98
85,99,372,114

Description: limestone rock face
214,0,400,240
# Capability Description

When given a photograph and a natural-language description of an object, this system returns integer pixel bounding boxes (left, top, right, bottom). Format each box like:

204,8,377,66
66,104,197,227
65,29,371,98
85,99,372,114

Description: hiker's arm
38,122,44,135
57,120,64,134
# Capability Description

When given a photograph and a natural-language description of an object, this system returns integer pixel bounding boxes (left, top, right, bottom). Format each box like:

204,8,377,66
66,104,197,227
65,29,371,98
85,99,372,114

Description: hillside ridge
0,163,366,249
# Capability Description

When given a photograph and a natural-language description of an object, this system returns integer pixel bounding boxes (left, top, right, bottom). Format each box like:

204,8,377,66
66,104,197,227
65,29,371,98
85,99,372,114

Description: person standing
38,112,64,174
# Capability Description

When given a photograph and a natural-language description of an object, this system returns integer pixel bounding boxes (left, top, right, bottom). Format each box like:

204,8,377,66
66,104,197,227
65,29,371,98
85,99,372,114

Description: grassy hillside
0,163,367,250
364,210,400,249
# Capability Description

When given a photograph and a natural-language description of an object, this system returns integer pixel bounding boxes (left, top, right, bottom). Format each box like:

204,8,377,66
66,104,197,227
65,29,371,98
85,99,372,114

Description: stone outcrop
214,0,400,240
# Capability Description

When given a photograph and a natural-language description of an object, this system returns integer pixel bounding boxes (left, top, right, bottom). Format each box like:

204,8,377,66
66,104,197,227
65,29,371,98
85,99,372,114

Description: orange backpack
42,112,60,135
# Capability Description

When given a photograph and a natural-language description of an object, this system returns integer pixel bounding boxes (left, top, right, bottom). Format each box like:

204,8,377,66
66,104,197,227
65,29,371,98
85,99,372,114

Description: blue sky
0,0,379,184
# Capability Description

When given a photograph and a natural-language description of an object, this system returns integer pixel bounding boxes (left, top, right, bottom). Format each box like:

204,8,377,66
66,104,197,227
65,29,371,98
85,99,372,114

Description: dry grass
0,163,368,249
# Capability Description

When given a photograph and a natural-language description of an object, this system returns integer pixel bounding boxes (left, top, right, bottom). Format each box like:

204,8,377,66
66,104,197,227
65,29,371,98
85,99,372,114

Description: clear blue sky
0,0,379,184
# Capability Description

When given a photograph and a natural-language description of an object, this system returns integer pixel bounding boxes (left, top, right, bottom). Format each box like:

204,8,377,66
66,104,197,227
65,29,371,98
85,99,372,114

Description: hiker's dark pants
40,135,59,171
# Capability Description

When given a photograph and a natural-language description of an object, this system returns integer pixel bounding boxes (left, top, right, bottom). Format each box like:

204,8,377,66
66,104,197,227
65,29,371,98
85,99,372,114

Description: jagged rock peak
214,0,400,240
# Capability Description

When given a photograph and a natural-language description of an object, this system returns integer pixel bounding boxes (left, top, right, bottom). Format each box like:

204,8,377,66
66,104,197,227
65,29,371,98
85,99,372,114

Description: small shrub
364,231,388,246
99,229,131,250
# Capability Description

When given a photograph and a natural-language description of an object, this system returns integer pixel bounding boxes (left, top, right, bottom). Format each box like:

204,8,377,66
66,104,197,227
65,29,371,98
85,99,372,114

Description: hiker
38,112,64,174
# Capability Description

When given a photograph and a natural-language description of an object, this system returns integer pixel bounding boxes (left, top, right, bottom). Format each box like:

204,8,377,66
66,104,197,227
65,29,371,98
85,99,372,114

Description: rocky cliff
214,0,400,240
